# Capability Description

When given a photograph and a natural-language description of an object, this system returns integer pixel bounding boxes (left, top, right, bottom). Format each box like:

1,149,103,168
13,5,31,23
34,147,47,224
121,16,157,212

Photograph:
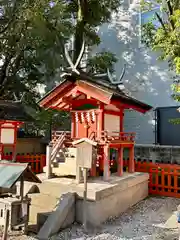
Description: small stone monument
73,138,97,231
73,138,97,183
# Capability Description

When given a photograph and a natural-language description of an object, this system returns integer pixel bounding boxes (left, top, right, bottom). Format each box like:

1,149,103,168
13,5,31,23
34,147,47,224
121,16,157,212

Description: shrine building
39,72,152,179
0,100,33,161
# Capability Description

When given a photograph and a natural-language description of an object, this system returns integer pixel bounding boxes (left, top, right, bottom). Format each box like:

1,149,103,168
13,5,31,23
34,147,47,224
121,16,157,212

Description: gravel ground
1,197,180,240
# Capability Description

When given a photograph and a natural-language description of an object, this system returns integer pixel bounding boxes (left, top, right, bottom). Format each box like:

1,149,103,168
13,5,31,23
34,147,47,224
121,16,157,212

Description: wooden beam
52,86,79,108
44,83,75,109
109,143,134,148
39,80,72,107
62,98,98,106
71,99,98,108
53,93,83,110
111,100,148,114
77,81,112,105
104,109,121,116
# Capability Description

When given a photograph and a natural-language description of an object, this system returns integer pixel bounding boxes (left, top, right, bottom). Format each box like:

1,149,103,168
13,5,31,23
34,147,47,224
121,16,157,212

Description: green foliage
141,0,180,74
0,0,72,103
169,118,180,124
0,0,121,135
24,109,70,136
88,51,118,74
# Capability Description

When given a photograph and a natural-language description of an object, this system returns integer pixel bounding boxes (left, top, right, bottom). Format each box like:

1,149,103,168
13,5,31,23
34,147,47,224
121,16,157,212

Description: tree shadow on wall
95,1,178,143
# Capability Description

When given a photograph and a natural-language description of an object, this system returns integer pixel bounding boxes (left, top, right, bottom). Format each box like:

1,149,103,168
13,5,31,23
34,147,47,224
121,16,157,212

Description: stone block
75,173,149,226
37,192,75,240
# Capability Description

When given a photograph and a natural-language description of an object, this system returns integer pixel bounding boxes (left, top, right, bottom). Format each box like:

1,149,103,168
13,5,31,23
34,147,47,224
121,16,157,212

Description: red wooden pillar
0,144,3,160
103,144,110,181
71,112,76,138
97,104,104,139
129,145,135,173
90,151,97,177
117,147,123,176
12,124,18,162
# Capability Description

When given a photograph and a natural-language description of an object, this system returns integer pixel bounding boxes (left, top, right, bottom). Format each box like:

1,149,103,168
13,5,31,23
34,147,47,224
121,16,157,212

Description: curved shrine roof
39,71,153,113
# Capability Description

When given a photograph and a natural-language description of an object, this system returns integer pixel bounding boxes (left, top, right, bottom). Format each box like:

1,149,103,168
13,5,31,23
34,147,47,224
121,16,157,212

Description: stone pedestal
75,173,149,226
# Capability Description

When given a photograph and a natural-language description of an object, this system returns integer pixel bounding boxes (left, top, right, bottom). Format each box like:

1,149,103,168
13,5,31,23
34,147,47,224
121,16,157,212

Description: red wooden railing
2,153,46,174
51,132,67,161
101,131,136,142
52,131,71,145
124,160,180,198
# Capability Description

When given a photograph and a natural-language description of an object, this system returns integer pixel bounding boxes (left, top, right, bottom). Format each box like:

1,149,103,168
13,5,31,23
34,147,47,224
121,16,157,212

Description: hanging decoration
74,110,96,124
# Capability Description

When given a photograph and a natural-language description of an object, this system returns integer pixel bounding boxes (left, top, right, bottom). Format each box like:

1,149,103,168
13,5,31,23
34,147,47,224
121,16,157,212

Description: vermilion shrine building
39,72,152,179
0,101,33,161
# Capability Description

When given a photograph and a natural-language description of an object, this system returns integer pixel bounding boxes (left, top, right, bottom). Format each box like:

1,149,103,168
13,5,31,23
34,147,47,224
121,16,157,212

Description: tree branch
0,0,19,34
155,12,167,33
73,0,87,63
167,0,175,30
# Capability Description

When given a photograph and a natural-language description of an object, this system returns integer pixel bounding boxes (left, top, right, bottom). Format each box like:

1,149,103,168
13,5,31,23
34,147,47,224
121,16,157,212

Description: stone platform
42,172,149,226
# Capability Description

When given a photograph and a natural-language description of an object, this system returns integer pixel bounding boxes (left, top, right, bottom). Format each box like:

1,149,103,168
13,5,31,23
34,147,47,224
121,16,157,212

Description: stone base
40,172,149,227
75,172,149,226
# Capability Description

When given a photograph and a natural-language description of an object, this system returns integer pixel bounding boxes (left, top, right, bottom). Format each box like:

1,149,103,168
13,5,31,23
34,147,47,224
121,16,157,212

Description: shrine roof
0,161,41,189
39,71,152,113
0,100,34,122
77,72,152,112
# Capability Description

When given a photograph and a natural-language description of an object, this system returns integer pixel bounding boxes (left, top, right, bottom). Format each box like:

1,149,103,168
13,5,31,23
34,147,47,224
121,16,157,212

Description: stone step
29,204,53,225
44,162,77,177
37,192,75,239
28,182,67,226
52,165,76,176
37,182,68,197
29,193,59,208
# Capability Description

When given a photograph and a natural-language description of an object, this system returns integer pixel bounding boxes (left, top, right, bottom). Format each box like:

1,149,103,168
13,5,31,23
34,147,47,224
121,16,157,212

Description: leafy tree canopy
0,0,120,135
141,0,180,74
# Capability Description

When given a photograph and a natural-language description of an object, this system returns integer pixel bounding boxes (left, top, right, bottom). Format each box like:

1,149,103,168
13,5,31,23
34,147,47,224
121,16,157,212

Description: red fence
125,160,180,198
2,153,46,174
2,152,180,198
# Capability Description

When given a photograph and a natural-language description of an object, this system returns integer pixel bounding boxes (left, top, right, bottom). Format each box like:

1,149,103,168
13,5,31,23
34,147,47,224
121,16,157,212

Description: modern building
97,0,178,144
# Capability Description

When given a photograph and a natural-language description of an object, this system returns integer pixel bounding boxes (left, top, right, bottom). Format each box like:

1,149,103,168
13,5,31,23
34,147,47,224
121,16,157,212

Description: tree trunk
73,0,87,64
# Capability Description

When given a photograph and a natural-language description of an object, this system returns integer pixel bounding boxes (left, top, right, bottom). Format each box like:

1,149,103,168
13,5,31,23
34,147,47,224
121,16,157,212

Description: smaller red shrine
0,101,33,161
39,72,152,179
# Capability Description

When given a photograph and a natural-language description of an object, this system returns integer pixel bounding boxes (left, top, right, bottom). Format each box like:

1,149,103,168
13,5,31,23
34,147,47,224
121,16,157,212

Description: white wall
97,0,178,144
104,114,120,135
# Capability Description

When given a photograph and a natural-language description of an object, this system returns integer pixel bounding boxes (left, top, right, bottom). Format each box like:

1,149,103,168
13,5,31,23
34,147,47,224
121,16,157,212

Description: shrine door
75,111,96,138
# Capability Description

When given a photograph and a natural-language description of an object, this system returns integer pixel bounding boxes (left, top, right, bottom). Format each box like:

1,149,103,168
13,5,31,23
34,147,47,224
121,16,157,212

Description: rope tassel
81,112,84,123
92,111,95,122
75,112,78,123
86,112,90,123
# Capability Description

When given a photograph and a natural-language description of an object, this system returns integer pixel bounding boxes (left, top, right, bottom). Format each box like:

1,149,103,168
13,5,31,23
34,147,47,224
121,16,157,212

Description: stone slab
37,192,75,240
36,173,149,228
75,173,149,226
44,172,149,201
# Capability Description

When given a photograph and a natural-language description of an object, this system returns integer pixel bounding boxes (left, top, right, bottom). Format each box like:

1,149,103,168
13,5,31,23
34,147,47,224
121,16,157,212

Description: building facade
97,0,178,144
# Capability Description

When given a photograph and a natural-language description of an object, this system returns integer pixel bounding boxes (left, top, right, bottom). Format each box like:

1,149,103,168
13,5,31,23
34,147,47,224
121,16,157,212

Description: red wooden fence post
129,146,135,173
118,147,123,176
103,144,110,181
